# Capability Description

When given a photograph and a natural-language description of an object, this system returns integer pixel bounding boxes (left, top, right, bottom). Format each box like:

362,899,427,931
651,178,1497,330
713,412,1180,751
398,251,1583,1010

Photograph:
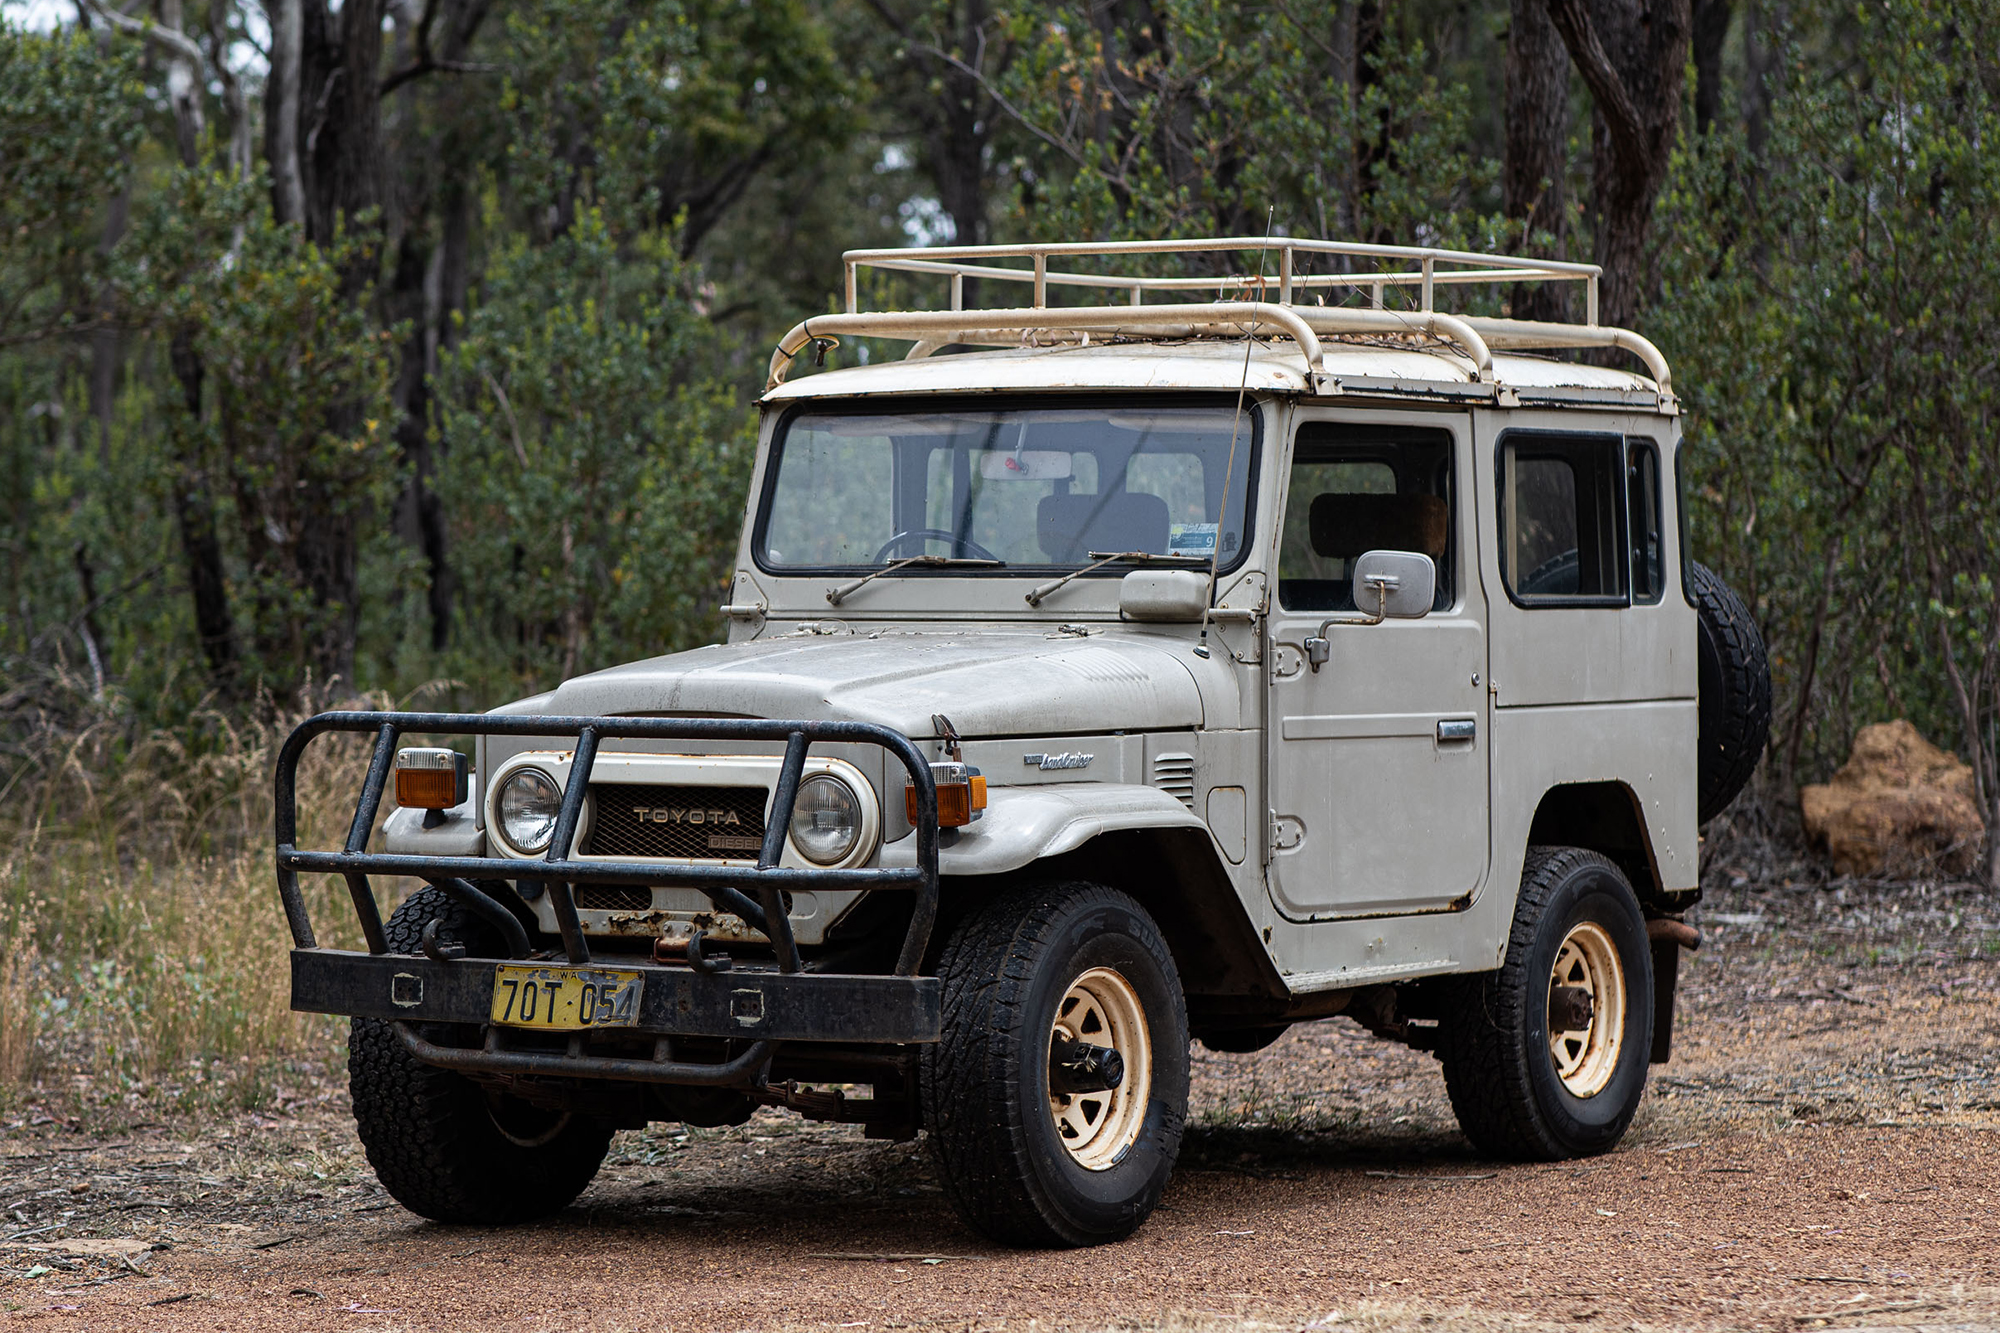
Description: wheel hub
1046,967,1151,1171
1546,921,1627,1098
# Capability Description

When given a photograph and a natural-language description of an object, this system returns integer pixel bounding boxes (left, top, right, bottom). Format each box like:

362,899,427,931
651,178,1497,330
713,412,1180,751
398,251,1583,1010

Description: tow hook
653,924,732,974
1049,1038,1124,1094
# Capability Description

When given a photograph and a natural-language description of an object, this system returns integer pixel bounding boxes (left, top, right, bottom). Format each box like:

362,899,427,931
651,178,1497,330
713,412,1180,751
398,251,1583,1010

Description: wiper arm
1024,550,1210,607
826,554,1005,606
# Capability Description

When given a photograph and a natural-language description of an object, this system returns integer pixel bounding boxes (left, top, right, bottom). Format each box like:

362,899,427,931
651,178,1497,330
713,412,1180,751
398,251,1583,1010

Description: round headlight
495,767,563,855
789,774,861,865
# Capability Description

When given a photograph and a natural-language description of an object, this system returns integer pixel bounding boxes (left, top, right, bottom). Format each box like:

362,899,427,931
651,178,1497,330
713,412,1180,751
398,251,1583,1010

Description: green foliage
436,209,751,689
497,0,856,248
993,3,1502,256
129,168,402,689
0,25,143,346
1653,0,2000,835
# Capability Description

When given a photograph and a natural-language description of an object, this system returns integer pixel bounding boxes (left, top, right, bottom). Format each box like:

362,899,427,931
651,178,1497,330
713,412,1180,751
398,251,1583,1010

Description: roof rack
766,236,1672,403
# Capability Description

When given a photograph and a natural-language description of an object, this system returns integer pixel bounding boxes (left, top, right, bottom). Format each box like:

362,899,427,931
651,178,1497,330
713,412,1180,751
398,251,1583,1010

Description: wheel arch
1525,780,1681,910
930,825,1285,1004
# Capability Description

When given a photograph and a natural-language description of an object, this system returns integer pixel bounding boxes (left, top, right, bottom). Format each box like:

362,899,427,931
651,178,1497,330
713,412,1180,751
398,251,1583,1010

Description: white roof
762,338,1663,406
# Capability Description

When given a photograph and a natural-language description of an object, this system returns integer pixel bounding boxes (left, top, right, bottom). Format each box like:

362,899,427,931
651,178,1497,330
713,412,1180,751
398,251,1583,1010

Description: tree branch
381,0,497,97
77,0,207,72
380,57,498,96
911,41,1089,169
1540,0,1648,170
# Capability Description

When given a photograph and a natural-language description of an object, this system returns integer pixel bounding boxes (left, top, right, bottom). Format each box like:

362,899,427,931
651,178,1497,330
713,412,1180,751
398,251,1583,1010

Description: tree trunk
928,0,992,251
1503,0,1573,321
167,333,238,688
1543,0,1692,330
266,0,306,224
281,0,388,689
300,0,386,249
1742,0,1779,159
1691,0,1732,136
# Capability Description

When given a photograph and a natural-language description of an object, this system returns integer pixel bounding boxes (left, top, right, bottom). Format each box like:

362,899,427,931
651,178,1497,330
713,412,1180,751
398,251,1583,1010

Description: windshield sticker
1169,523,1219,556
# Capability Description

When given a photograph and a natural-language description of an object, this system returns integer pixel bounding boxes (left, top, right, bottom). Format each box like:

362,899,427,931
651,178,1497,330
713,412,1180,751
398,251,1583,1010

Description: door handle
1436,719,1476,744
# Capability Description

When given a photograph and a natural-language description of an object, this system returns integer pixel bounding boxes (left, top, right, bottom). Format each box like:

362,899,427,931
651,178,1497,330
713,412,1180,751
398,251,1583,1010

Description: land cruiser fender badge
390,973,423,1008
1024,752,1094,771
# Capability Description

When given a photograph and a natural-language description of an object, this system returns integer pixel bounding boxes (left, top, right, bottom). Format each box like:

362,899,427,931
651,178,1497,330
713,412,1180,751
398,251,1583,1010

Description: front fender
878,781,1208,877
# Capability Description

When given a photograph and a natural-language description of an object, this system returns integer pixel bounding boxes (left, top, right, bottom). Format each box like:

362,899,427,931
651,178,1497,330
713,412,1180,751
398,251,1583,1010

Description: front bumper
275,710,942,1089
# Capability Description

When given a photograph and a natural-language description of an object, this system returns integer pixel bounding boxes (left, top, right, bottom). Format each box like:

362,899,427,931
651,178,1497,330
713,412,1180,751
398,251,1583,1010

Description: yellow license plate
490,965,644,1031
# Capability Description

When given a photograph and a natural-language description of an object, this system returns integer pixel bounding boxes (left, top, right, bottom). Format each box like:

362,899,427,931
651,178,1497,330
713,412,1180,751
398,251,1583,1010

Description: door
1266,414,1491,918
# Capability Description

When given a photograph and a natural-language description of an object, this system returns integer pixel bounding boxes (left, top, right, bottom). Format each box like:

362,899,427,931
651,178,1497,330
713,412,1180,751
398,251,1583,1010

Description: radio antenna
1196,209,1275,661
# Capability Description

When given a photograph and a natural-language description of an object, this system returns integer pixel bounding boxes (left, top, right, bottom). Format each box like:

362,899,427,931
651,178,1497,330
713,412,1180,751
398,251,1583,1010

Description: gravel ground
3,877,1997,1332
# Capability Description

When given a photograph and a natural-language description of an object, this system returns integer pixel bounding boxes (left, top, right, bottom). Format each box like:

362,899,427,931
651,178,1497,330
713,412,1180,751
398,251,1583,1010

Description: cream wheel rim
1046,967,1151,1171
1547,921,1626,1098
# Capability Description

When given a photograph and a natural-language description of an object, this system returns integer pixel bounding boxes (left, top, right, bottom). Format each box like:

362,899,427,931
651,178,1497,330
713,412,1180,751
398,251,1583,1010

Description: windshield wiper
1025,551,1211,607
826,554,1006,606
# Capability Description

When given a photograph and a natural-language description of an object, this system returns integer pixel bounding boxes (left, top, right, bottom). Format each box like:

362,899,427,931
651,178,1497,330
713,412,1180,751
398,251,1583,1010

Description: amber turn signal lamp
394,747,468,810
906,762,986,828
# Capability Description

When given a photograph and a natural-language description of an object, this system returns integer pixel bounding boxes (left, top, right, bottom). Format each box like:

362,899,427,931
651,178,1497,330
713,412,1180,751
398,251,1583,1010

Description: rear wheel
1439,848,1653,1160
921,882,1189,1247
349,888,613,1224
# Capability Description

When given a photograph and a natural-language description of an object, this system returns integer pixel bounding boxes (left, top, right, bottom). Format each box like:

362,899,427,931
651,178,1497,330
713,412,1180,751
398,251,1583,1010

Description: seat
1037,492,1171,562
1279,491,1449,612
1308,492,1448,560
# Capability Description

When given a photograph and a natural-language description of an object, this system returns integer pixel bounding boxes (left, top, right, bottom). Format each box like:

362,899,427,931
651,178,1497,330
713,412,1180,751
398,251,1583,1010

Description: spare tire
1689,560,1772,822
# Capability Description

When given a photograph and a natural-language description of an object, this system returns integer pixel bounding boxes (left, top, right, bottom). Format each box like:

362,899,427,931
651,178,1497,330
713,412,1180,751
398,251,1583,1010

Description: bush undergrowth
0,665,413,1122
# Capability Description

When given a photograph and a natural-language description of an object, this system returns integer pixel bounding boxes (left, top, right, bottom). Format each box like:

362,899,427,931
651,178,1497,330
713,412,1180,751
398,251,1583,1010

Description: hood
533,628,1208,737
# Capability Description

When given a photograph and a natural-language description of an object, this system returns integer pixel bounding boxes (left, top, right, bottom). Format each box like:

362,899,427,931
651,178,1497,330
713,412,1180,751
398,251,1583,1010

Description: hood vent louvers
1152,752,1196,809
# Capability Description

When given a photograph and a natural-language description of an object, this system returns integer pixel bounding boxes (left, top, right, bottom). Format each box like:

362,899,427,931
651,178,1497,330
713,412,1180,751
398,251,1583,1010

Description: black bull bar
276,711,943,1088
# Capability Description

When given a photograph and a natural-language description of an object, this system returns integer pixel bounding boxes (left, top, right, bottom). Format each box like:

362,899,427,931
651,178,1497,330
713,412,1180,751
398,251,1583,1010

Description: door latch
1436,718,1477,744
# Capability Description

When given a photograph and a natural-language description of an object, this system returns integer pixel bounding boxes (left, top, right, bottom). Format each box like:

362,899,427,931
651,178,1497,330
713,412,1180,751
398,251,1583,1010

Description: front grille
575,885,652,911
582,783,768,861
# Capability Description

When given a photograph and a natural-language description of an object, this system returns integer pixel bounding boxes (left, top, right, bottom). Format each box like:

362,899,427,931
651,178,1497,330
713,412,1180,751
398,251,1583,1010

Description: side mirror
1352,549,1436,620
1118,569,1209,623
1304,550,1437,671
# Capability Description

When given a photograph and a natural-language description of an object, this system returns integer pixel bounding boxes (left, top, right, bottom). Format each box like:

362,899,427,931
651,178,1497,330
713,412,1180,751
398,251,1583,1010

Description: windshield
757,400,1258,572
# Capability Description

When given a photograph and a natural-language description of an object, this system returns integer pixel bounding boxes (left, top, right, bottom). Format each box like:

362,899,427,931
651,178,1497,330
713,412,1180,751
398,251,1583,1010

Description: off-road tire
1439,848,1654,1160
1689,560,1772,823
921,882,1189,1248
348,888,613,1224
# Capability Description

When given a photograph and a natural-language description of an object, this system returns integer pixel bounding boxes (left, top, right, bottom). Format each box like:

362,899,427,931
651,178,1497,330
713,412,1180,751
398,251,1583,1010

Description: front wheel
1439,847,1654,1160
921,882,1190,1247
349,889,613,1224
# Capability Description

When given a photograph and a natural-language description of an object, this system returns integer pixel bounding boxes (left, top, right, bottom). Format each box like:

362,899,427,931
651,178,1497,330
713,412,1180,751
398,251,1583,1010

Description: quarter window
1627,439,1663,604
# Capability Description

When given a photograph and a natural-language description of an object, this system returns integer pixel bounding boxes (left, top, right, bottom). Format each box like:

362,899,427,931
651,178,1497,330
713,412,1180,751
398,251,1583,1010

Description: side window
1499,432,1628,603
1627,438,1662,604
1279,424,1454,612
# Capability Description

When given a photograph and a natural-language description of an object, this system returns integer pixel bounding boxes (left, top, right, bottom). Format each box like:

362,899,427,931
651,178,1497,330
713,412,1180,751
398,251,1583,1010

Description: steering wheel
871,529,1004,563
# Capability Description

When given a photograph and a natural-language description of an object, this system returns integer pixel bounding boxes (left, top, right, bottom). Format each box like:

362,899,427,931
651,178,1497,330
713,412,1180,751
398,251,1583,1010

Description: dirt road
5,879,1998,1331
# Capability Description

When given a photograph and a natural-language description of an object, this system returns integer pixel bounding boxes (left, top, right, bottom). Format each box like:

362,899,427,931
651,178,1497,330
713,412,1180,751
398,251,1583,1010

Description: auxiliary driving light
906,761,986,829
394,747,468,810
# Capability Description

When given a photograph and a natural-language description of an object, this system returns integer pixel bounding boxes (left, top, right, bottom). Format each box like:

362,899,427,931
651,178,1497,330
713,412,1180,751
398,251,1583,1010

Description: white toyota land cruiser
277,237,1770,1248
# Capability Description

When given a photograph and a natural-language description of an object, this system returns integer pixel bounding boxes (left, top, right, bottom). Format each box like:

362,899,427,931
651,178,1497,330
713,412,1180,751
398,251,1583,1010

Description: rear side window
1498,432,1628,604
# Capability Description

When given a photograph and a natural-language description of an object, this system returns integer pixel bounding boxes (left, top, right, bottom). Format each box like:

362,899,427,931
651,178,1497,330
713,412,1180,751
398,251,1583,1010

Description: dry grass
0,666,416,1120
